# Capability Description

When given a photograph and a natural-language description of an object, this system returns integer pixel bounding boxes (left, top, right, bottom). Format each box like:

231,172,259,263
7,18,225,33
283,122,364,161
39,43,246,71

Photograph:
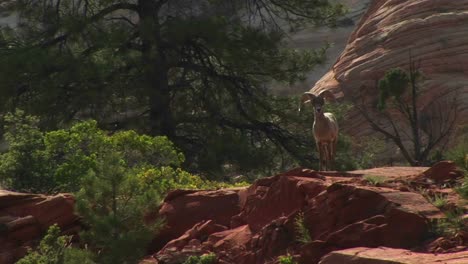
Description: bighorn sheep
299,91,338,171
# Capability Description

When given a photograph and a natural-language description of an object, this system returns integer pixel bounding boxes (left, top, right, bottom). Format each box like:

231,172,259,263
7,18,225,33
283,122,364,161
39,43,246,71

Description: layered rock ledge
0,191,79,264
144,162,467,264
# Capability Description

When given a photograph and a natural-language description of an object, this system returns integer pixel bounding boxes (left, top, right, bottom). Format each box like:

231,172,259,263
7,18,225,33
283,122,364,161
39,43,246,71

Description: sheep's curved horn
318,90,336,102
299,92,316,112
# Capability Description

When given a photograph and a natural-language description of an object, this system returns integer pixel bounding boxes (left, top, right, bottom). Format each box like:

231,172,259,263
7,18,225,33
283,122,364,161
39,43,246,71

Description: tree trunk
138,0,175,138
148,70,175,138
410,62,421,165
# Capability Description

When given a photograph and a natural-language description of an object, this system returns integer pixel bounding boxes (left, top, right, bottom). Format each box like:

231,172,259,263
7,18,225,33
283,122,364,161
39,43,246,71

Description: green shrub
0,110,52,192
75,151,164,264
363,175,386,186
183,253,217,264
431,193,448,209
431,208,467,236
420,189,449,209
73,129,203,263
17,224,95,264
278,254,297,264
446,127,468,172
446,128,468,199
377,68,410,110
0,111,226,263
294,212,311,244
0,111,214,193
455,177,468,199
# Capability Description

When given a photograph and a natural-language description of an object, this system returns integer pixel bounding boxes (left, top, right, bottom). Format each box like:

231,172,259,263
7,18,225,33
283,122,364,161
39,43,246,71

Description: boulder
0,190,79,264
148,166,454,264
300,183,442,263
418,161,464,184
148,188,242,252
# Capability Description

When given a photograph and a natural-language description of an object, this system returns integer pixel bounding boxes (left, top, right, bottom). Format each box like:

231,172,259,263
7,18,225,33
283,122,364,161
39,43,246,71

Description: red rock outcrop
309,0,468,152
417,160,465,184
0,190,80,264
145,165,468,264
319,247,468,264
148,188,242,252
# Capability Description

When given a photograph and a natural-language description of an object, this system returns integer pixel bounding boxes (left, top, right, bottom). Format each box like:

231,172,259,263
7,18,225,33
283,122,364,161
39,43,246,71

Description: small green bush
377,68,411,111
183,253,217,264
446,127,468,172
455,177,468,199
431,208,467,236
0,110,51,192
294,212,311,244
446,128,468,199
363,175,386,186
431,193,448,209
17,224,95,264
278,254,298,264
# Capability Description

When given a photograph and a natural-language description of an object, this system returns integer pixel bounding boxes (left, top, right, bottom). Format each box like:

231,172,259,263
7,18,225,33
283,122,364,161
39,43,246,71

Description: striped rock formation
309,0,468,150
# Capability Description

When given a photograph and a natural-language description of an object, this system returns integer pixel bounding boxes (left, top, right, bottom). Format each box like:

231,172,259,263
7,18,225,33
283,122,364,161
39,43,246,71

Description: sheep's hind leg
330,139,337,171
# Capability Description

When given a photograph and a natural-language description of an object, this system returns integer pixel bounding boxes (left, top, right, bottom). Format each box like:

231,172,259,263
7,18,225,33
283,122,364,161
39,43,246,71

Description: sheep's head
298,90,336,113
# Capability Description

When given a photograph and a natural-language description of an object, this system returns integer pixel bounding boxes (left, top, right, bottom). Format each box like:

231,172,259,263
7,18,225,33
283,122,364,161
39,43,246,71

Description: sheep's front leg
322,143,330,171
324,143,331,171
316,141,323,171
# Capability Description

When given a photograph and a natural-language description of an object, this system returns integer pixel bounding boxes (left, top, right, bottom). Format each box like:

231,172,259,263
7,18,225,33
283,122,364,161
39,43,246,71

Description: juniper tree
354,55,459,166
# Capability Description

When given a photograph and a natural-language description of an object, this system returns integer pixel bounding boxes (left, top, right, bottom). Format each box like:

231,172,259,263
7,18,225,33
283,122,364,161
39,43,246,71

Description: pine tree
0,0,346,175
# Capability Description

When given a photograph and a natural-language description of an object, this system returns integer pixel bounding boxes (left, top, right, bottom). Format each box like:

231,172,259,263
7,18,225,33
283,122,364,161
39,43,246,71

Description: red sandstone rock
427,231,468,254
418,161,464,183
232,174,327,232
0,190,79,264
298,183,443,263
148,166,458,264
308,0,468,158
319,247,468,264
160,220,228,253
148,188,241,252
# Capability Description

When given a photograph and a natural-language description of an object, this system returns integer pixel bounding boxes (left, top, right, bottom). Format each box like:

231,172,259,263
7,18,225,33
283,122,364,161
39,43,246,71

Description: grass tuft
431,193,448,209
363,174,386,186
430,208,467,237
183,253,217,264
294,212,311,244
278,254,298,264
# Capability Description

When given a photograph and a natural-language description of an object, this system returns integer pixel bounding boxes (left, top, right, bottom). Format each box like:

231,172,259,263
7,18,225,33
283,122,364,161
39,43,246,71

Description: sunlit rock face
308,0,468,153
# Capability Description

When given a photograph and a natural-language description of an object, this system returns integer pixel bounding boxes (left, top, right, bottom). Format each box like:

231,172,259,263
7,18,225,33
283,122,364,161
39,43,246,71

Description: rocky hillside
142,161,467,264
1,162,466,263
309,0,468,139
